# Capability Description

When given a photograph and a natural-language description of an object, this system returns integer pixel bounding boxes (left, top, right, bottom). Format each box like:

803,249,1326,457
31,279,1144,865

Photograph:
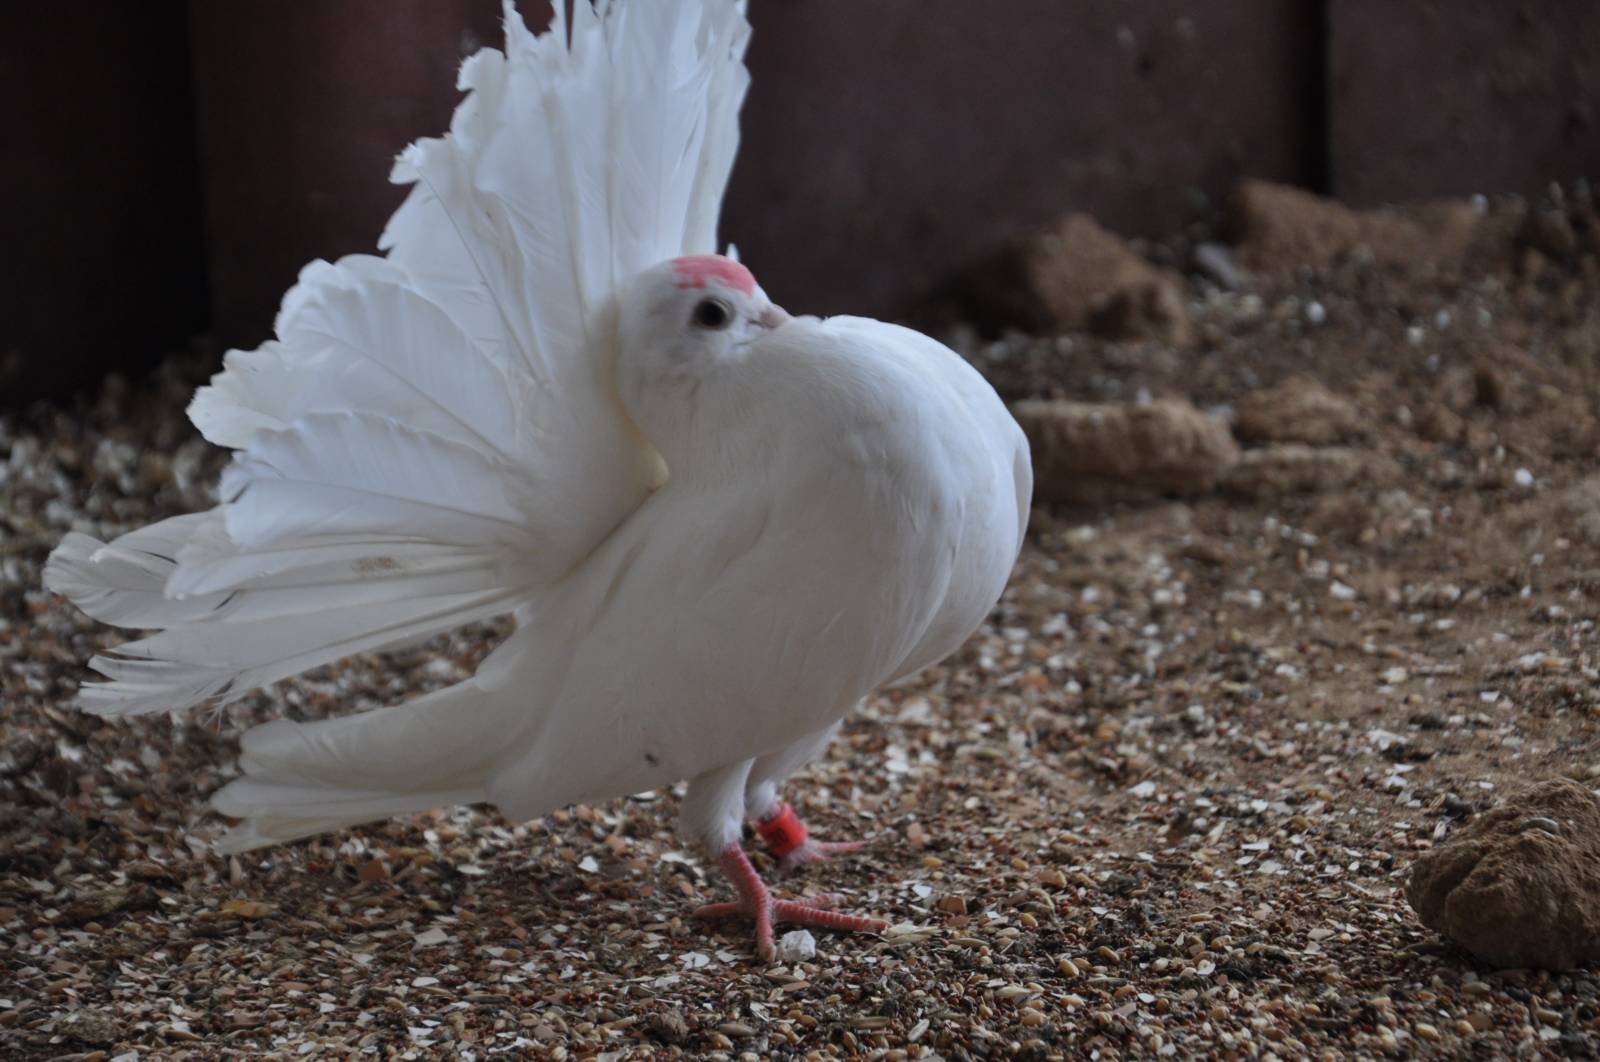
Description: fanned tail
46,0,752,797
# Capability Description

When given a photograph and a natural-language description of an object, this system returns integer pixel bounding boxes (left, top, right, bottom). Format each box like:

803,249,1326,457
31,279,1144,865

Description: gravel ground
5,186,1600,1059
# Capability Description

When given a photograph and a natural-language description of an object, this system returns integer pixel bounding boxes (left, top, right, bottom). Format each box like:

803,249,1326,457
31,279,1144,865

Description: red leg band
756,802,808,858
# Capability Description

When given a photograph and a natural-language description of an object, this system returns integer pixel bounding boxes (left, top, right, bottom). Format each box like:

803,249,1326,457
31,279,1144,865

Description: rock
1192,241,1242,290
1407,778,1600,969
58,1008,121,1046
1087,278,1191,346
959,214,1191,344
1233,377,1362,446
1012,398,1238,505
1220,446,1395,500
775,929,817,962
1415,404,1463,443
646,1009,691,1045
54,885,157,927
125,860,179,884
1229,180,1480,278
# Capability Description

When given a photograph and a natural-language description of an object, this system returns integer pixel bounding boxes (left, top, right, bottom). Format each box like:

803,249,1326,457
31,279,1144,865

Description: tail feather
48,480,534,717
79,587,519,716
44,516,221,628
212,673,515,851
213,789,482,854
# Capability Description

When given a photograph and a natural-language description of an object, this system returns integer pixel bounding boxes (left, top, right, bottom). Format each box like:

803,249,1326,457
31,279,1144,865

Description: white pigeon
44,0,1031,960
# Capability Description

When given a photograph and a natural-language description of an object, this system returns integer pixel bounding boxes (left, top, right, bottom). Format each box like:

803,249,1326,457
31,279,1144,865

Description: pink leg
694,845,887,962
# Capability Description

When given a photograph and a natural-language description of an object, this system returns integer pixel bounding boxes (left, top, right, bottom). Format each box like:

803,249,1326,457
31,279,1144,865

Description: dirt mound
1220,445,1397,500
1013,397,1237,505
1229,179,1483,278
958,214,1191,344
1233,377,1363,446
1408,779,1600,969
1515,183,1600,269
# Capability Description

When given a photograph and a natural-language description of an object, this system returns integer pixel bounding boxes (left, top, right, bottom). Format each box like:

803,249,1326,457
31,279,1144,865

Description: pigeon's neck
622,377,705,471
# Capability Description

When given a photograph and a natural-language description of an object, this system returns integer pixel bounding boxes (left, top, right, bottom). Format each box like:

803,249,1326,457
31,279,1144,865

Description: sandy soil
4,184,1600,1058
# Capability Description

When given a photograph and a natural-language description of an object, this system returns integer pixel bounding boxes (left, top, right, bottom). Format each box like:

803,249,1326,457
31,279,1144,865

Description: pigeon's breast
778,317,1031,688
486,317,1030,813
664,315,1029,737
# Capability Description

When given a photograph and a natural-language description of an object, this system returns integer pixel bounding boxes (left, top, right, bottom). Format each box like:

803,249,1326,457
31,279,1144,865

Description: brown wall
728,1,1321,316
187,1,535,352
1331,0,1600,205
3,1,1598,402
0,3,207,401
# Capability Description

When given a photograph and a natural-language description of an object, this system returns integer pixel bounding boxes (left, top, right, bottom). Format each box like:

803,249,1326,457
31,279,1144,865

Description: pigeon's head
615,254,791,448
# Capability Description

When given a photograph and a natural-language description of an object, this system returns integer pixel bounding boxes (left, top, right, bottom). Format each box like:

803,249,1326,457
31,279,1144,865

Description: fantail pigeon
44,0,1032,961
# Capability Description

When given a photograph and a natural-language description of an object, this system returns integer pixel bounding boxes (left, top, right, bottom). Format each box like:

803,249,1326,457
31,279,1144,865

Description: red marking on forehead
671,255,756,296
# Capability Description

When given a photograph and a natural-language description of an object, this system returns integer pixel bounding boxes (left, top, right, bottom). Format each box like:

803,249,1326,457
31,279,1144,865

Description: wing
48,0,752,715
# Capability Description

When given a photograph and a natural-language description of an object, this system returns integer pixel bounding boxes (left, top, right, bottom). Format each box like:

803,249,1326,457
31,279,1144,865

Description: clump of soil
1233,376,1363,447
953,213,1191,345
1409,779,1600,970
1013,397,1236,505
1227,179,1493,280
1220,444,1398,501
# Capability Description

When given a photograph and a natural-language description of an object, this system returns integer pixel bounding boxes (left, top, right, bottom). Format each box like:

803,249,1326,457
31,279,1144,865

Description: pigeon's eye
691,298,733,330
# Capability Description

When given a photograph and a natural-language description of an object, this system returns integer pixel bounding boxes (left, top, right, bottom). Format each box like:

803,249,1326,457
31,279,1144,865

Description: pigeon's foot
755,801,868,877
695,845,887,962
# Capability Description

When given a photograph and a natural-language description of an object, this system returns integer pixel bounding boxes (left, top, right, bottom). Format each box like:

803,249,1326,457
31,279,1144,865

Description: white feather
79,587,519,716
44,516,219,628
220,412,537,550
211,631,535,850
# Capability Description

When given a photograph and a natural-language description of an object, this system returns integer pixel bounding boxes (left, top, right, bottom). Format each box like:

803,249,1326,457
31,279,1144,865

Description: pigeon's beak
758,304,791,330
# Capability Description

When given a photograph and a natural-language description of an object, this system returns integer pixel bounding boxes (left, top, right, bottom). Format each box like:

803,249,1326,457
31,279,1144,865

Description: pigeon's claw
776,838,867,877
696,845,886,962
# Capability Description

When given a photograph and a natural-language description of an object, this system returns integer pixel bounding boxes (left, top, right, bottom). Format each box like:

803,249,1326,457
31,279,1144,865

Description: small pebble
775,929,816,962
1193,242,1242,289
